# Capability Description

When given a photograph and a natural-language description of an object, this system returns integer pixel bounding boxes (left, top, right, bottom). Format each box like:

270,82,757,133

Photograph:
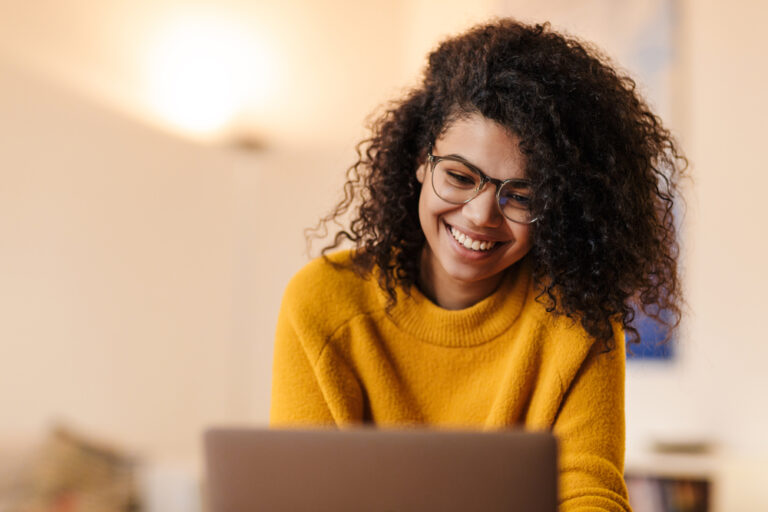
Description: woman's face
416,113,533,302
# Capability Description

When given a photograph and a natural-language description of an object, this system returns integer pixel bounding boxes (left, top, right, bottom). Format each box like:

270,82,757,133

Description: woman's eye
500,191,531,208
446,171,476,186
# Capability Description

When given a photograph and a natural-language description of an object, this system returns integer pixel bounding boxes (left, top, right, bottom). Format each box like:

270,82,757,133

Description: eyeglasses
427,152,538,224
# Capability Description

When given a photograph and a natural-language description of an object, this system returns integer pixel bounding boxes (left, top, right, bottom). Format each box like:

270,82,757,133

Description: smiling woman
270,18,686,512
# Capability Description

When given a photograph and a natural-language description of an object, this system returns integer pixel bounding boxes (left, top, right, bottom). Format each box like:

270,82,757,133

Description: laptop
204,427,558,512
204,428,557,512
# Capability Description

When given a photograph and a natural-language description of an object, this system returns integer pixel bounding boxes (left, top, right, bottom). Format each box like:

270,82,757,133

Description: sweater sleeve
269,288,336,426
269,258,366,426
554,330,632,512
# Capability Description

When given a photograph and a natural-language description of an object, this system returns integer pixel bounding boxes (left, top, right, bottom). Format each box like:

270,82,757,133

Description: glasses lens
431,159,482,204
498,180,534,223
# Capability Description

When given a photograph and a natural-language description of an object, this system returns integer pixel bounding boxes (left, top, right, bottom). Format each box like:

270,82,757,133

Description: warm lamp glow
145,13,273,138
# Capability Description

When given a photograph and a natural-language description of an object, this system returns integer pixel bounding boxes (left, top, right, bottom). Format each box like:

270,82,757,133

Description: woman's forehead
434,113,526,180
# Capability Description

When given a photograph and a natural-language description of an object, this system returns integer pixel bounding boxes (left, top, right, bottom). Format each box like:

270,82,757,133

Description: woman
270,19,685,511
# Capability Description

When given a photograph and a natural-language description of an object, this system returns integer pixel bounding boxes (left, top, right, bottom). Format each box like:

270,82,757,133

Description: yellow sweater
270,250,631,512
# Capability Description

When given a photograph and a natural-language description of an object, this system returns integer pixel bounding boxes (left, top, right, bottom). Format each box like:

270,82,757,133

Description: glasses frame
426,152,538,225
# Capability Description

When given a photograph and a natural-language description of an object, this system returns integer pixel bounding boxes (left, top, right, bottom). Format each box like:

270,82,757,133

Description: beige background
1,0,767,508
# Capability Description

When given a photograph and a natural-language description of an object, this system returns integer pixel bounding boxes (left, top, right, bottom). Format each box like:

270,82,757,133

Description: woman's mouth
447,224,501,252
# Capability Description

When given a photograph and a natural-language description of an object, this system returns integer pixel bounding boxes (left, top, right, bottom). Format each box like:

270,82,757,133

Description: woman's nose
461,185,503,228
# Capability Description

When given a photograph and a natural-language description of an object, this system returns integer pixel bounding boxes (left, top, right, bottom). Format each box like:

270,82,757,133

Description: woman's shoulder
518,269,622,359
527,294,626,365
281,249,383,326
285,249,365,293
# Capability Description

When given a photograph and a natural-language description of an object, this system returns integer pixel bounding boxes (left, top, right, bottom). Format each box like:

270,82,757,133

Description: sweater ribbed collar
381,260,532,347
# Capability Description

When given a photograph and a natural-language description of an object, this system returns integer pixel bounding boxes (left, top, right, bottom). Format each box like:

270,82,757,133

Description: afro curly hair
310,18,687,349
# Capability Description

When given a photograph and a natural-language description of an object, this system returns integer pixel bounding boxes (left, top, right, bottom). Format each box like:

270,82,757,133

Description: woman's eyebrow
441,153,482,168
435,151,471,161
441,153,530,181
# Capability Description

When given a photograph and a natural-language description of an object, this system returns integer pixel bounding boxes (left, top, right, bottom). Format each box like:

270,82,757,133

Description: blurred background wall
1,0,767,509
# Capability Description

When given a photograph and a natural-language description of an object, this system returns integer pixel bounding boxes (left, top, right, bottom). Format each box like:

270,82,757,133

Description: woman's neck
417,248,507,310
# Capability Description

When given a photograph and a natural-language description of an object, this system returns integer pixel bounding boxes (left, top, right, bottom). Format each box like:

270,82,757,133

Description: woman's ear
416,164,426,184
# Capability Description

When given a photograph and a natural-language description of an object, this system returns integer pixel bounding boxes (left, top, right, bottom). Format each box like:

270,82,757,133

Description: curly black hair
310,18,687,348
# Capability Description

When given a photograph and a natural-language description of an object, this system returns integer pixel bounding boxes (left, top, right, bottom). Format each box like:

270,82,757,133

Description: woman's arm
269,263,364,426
554,330,632,512
269,304,336,426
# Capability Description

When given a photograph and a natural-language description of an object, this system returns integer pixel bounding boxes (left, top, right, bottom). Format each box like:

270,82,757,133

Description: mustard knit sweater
270,251,631,512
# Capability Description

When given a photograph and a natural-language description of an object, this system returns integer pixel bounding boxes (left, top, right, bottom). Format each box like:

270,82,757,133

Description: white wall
0,60,244,460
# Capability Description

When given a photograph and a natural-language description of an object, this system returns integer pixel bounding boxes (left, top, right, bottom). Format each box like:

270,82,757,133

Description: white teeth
450,226,497,252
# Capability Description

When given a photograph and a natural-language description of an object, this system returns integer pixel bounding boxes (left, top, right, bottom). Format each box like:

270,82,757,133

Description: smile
449,225,498,251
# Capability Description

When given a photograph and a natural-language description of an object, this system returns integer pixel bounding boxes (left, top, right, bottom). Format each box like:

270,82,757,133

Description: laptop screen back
205,428,558,512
